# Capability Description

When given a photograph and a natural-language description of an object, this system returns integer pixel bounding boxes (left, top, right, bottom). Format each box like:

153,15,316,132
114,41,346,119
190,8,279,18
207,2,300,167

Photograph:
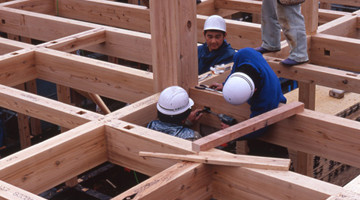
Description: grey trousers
261,0,308,62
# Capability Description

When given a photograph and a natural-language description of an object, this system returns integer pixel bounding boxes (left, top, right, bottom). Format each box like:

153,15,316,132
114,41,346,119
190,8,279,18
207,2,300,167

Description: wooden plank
0,49,37,86
192,102,305,152
150,0,198,91
0,180,46,200
0,84,101,129
212,165,343,200
35,48,154,103
0,37,33,54
139,151,291,170
0,121,107,194
113,162,212,200
318,9,348,25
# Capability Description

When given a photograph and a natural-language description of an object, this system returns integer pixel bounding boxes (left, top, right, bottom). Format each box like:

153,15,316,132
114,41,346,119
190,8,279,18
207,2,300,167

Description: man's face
204,30,226,52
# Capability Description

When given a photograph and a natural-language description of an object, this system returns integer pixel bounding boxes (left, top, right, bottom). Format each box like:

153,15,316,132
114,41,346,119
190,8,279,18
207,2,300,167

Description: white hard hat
157,86,194,115
223,72,255,105
204,15,226,32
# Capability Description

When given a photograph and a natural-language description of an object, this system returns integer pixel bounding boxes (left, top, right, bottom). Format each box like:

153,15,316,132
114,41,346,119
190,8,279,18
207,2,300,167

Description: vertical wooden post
150,0,198,92
302,0,319,35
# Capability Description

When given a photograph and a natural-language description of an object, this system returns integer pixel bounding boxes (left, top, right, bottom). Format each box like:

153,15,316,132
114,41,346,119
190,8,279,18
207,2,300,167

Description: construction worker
211,47,287,138
198,15,236,75
254,0,309,66
147,86,203,141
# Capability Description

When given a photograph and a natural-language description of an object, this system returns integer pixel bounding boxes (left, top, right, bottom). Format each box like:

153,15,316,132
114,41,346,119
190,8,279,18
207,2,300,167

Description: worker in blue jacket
198,15,235,75
210,47,287,139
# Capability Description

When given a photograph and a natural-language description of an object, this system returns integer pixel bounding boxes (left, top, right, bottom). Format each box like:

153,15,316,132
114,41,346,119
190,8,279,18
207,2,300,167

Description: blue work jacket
198,40,235,75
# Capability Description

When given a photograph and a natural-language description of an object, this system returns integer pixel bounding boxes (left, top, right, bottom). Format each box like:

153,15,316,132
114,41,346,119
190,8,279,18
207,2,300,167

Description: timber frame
0,0,360,199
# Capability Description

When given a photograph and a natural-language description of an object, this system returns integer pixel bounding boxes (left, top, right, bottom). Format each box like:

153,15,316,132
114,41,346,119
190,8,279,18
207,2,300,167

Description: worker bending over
198,15,235,75
147,86,203,141
211,47,287,138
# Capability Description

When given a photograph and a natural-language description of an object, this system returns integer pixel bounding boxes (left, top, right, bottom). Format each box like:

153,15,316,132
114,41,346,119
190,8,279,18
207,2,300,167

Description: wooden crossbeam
139,151,291,170
192,102,304,152
0,180,46,200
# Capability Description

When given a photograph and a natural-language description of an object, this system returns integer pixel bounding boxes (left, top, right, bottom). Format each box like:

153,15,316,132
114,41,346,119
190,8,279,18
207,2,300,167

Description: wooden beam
318,14,357,35
319,0,360,7
266,56,360,93
139,151,291,170
108,93,159,126
105,121,196,176
0,0,54,15
57,0,150,32
0,121,107,194
114,162,212,200
212,165,343,200
0,49,37,86
35,48,154,103
262,109,360,169
192,102,305,152
310,34,360,70
0,7,95,41
41,27,106,53
214,0,262,14
302,0,319,34
0,84,101,129
0,180,46,200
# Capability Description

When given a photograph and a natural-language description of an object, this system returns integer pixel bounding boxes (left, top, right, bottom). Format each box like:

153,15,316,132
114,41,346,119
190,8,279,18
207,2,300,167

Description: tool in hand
196,106,237,126
195,84,222,94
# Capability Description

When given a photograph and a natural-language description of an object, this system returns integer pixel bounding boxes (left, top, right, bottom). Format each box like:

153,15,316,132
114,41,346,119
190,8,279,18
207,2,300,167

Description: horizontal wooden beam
0,37,34,54
114,162,212,200
0,49,37,86
0,121,107,194
310,33,360,70
212,165,343,200
105,121,196,176
0,7,95,41
41,27,106,52
266,55,360,93
108,93,159,126
1,0,55,15
35,48,154,103
319,0,360,7
57,0,150,32
0,180,46,200
192,102,304,152
214,0,262,14
0,84,101,129
139,151,291,170
262,109,360,169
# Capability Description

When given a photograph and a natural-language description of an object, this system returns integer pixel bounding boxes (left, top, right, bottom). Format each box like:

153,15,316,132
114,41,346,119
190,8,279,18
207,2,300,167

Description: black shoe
280,58,309,66
254,47,280,54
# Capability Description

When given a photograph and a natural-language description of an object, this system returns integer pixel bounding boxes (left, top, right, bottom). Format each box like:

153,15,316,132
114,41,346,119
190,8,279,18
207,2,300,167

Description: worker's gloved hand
186,108,203,125
209,82,223,91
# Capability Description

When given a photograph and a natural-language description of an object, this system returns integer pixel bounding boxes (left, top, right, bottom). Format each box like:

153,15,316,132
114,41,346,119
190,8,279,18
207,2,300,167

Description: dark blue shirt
198,40,235,75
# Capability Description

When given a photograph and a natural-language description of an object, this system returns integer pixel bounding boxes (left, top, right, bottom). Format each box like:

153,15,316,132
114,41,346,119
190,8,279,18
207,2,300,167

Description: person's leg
277,4,309,64
259,0,282,52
